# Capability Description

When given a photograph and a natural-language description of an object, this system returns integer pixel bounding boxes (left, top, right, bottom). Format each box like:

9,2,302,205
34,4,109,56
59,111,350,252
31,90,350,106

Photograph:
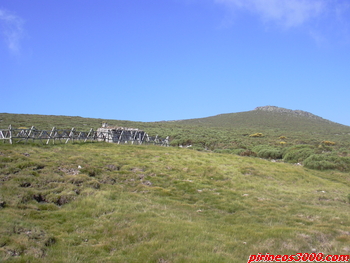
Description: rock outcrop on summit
254,106,328,121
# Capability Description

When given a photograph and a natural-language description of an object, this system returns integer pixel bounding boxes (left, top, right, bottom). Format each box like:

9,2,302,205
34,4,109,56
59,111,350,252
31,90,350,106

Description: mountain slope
175,106,348,133
0,143,350,262
1,106,350,153
1,106,348,133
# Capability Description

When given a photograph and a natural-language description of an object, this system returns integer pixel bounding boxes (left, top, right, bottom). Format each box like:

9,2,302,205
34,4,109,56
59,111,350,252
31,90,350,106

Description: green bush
303,154,337,170
258,148,283,159
283,145,315,163
252,145,282,159
252,145,268,153
304,154,350,172
321,140,336,146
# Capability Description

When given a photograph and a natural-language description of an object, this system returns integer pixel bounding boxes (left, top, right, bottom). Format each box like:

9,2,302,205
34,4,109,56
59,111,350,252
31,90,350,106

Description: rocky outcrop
254,106,327,121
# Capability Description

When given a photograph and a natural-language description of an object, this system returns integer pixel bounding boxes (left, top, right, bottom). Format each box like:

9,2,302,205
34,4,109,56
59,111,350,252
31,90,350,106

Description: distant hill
1,106,350,150
1,106,347,131
174,106,349,134
1,108,350,172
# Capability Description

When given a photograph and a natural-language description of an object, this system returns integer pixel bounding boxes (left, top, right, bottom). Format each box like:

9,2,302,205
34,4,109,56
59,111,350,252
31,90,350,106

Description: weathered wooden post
47,127,55,144
118,130,123,144
66,128,75,144
85,128,93,142
28,126,35,143
9,125,12,144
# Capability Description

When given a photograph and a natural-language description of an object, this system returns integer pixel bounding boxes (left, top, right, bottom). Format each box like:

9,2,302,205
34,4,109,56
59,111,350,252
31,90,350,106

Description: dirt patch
106,164,120,171
57,167,79,175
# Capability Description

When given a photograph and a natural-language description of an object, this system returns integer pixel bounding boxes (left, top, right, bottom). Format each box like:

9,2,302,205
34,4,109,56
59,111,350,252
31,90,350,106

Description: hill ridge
254,106,327,121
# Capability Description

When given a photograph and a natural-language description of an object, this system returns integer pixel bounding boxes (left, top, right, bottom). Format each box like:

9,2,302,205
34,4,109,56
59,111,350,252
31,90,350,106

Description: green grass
2,110,350,161
1,142,350,262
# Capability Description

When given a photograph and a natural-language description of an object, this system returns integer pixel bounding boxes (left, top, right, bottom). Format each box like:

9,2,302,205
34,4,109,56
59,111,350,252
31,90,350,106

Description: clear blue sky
1,0,350,125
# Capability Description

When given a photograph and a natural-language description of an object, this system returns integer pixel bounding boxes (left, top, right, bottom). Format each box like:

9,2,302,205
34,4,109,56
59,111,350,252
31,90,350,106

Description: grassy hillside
178,109,344,131
1,108,350,173
0,142,350,262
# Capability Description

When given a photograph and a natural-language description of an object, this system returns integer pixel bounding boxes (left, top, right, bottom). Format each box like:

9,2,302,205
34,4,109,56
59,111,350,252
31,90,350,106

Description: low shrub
258,148,283,159
321,140,336,146
252,145,283,159
283,145,315,163
317,145,333,153
303,154,336,170
249,133,264,137
304,154,350,172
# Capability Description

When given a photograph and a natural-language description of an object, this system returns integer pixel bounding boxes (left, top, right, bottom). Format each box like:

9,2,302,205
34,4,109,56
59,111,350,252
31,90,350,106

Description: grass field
1,142,350,262
2,110,350,173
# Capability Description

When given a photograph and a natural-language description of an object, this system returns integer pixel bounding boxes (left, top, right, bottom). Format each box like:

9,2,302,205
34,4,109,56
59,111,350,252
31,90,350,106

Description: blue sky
1,0,350,126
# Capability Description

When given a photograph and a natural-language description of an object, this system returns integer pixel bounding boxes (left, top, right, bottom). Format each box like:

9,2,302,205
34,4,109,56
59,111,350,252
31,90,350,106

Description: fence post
66,127,75,144
9,125,12,144
28,126,35,143
85,128,93,142
47,127,55,145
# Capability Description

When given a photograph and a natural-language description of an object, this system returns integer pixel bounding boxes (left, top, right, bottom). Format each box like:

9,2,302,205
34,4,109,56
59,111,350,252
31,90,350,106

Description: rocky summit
254,106,326,121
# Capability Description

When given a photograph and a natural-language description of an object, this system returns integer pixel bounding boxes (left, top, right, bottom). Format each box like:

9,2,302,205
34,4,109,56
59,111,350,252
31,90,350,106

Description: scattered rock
131,167,144,173
343,247,350,252
254,106,328,121
7,249,22,257
106,164,120,171
99,177,116,185
57,167,79,175
143,180,152,186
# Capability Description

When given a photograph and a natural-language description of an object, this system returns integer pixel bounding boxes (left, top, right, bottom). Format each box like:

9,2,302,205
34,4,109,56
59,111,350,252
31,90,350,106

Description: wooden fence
0,125,169,146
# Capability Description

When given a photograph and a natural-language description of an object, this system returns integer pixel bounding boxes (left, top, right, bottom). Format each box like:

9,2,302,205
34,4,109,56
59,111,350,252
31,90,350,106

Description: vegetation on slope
0,143,350,262
1,106,350,173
